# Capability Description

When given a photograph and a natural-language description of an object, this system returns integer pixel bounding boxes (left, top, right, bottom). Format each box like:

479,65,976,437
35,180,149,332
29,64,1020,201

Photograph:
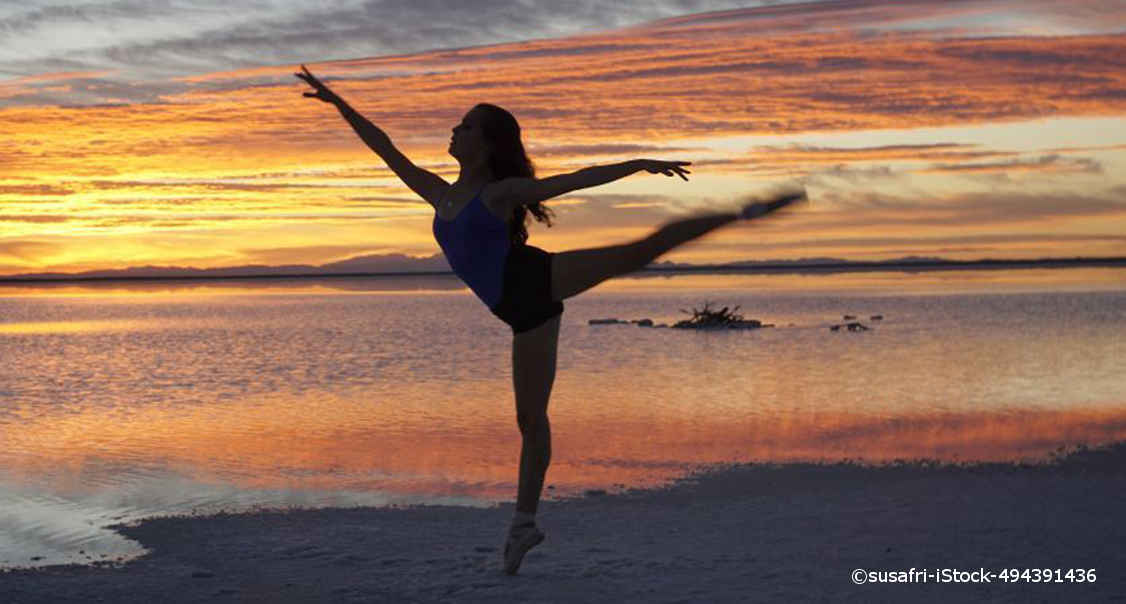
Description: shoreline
2,257,1124,285
3,443,1122,603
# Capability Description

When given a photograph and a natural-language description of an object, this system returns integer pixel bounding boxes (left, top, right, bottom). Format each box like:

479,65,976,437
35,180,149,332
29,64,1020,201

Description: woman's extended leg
551,212,740,302
552,189,805,301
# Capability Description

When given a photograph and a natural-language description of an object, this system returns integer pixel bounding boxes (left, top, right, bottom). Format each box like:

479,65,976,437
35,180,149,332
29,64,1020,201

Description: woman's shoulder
483,177,535,211
484,177,527,196
481,178,522,220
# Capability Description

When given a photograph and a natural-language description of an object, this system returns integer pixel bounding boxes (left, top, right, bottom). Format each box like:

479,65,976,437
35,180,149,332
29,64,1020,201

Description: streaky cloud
919,155,1103,175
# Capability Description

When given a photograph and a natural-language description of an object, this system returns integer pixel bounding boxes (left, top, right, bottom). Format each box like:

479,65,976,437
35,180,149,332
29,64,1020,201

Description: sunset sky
2,0,1125,275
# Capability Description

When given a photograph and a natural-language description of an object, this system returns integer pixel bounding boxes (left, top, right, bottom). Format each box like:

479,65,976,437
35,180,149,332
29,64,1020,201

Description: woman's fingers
295,65,326,90
643,160,692,180
295,65,338,103
295,72,318,89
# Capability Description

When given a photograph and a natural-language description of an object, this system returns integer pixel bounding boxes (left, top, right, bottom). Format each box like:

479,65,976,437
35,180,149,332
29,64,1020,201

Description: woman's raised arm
497,159,691,214
295,65,447,206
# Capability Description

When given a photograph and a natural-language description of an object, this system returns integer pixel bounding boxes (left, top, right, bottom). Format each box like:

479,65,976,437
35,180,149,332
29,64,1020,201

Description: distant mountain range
2,253,1124,282
2,253,453,281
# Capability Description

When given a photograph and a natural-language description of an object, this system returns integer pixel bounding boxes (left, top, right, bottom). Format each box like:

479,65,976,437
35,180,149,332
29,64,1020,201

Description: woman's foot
503,522,545,575
742,188,807,220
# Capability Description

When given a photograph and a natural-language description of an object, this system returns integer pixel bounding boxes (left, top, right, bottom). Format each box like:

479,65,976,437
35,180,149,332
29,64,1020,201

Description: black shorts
490,244,565,334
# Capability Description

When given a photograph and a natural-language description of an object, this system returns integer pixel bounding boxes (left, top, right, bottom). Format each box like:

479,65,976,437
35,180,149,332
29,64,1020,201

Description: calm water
2,268,1125,568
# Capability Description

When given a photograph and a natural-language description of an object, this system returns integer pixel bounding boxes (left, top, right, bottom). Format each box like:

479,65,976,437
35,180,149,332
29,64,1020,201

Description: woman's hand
640,159,692,181
295,65,341,104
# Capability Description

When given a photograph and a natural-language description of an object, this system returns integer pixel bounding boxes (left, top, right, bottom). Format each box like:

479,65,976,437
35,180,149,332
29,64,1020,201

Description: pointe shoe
503,522,545,575
742,188,807,219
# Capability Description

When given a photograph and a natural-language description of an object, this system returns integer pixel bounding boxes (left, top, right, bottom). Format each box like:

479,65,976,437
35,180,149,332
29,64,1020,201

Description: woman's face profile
449,107,488,160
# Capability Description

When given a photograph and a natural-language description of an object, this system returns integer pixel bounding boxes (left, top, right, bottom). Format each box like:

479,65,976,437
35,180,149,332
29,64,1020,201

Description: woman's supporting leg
551,212,740,302
511,312,561,514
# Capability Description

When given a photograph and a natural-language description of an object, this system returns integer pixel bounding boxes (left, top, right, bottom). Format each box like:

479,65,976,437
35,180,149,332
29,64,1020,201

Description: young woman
296,65,804,574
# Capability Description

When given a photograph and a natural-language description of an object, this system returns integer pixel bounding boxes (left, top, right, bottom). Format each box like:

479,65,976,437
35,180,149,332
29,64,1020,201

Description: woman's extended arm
499,159,691,214
295,65,446,205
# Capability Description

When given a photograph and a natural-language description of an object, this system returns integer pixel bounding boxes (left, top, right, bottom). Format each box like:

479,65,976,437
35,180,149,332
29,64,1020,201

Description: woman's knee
516,412,551,438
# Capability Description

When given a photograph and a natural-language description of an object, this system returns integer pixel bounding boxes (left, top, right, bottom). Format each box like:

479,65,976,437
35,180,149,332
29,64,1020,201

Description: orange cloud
1,4,1124,273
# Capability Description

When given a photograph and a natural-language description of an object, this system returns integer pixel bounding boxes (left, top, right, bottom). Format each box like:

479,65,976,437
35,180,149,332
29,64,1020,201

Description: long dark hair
475,103,554,245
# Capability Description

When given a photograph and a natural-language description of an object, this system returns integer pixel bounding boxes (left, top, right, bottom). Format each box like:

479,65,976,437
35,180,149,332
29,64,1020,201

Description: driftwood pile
590,302,887,333
672,301,766,330
588,300,771,330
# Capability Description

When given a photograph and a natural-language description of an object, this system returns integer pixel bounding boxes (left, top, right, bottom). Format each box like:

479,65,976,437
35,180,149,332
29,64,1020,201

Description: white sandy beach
2,443,1122,604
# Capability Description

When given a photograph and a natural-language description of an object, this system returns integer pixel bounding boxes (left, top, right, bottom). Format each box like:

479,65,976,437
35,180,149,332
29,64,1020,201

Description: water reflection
0,320,161,335
6,383,1126,500
1,267,1123,298
605,267,1126,295
0,275,466,297
1,269,1124,569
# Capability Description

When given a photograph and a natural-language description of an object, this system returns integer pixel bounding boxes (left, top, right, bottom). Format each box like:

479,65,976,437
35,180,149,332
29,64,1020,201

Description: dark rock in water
584,489,608,497
637,318,653,327
831,322,870,332
589,318,627,325
870,315,883,321
843,315,856,320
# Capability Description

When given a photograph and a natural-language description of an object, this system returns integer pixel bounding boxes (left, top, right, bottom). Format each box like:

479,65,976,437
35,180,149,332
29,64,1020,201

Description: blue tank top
432,183,511,309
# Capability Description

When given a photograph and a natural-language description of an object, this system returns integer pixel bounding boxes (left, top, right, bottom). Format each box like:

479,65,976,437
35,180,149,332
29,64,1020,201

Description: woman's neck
455,156,492,186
